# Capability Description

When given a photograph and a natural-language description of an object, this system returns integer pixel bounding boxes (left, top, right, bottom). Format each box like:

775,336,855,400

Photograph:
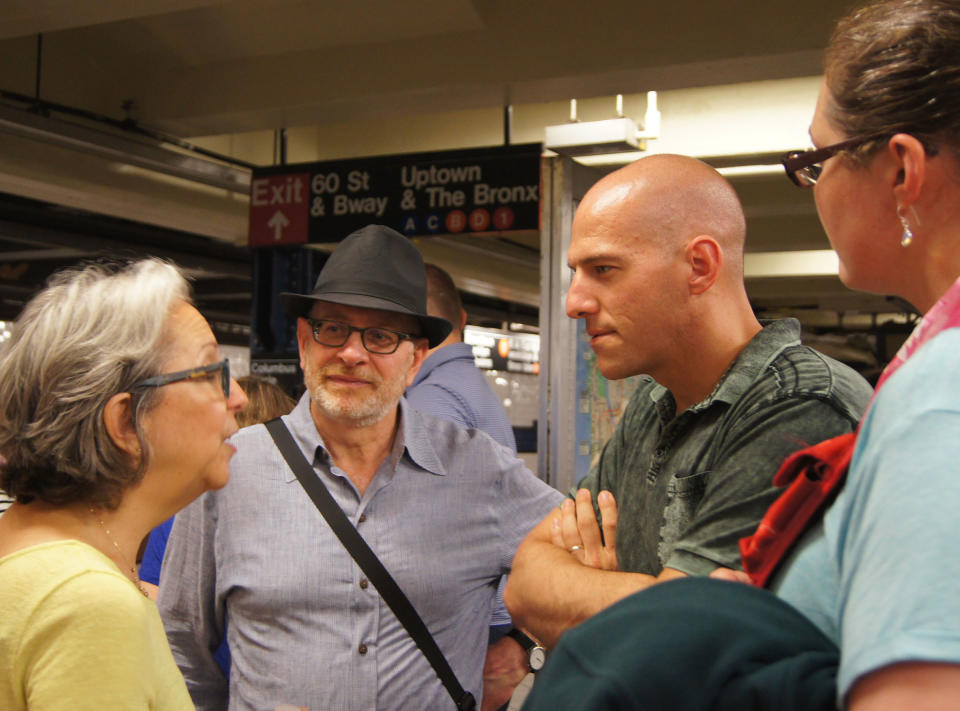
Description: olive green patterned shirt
573,319,873,576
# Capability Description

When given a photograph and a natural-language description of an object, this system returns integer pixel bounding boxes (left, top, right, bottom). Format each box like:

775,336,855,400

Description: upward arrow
267,210,291,241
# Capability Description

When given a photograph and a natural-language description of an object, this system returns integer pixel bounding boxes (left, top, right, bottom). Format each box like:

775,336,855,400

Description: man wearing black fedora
159,224,563,711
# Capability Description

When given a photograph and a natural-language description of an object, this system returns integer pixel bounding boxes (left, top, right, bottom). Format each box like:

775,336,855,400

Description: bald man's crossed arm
504,491,687,649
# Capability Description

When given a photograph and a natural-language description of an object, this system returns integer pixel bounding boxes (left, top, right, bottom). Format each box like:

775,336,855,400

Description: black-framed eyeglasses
781,134,887,187
306,318,416,355
133,359,231,398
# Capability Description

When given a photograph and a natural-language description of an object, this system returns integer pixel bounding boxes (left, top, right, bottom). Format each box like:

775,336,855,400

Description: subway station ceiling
0,0,918,346
0,0,840,136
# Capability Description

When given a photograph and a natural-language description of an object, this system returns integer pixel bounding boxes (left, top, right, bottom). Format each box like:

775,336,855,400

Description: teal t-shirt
774,326,960,702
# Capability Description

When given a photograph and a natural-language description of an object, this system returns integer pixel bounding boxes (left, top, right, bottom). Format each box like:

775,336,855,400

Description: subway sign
248,143,542,246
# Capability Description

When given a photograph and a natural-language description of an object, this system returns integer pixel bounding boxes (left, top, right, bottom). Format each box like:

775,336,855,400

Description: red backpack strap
740,431,858,588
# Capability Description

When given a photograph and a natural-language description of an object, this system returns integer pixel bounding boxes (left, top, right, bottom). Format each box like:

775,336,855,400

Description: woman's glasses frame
781,135,887,187
133,359,231,399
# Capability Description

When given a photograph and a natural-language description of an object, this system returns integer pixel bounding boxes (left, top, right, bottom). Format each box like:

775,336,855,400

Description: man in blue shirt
159,225,562,711
406,263,517,452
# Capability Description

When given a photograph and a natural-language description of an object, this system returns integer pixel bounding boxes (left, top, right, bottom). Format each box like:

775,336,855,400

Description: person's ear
296,317,311,371
889,133,927,208
458,308,468,333
103,392,141,459
686,235,722,295
405,338,430,388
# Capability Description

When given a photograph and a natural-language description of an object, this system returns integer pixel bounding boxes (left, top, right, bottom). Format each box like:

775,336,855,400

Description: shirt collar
282,392,446,478
704,318,801,408
285,392,324,455
645,319,801,416
409,342,474,387
396,398,447,476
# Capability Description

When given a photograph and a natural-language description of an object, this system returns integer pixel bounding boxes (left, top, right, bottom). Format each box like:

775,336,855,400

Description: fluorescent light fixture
572,150,646,166
745,249,839,278
545,91,660,158
545,117,642,157
717,164,784,178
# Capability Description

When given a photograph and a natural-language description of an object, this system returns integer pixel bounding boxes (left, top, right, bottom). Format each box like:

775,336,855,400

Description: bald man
505,155,873,647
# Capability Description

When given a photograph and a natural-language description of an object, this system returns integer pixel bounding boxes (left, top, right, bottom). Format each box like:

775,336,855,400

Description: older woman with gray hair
0,259,247,710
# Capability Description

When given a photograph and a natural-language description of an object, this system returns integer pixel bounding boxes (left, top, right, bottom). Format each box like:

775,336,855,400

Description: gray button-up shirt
159,396,562,711
575,319,873,576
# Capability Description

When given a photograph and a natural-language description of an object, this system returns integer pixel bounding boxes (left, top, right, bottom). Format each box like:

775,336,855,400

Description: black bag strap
265,418,476,711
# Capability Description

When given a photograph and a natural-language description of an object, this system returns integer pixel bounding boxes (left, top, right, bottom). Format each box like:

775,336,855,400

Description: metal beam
0,218,251,279
0,105,251,194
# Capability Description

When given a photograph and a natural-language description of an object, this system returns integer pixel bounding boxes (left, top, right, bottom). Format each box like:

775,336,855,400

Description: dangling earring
897,205,913,247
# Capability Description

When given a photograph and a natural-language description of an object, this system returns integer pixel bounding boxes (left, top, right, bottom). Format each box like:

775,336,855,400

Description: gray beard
304,357,410,428
309,380,398,427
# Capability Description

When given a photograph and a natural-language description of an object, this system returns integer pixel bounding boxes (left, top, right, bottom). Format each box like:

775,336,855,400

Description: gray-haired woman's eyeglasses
133,359,231,398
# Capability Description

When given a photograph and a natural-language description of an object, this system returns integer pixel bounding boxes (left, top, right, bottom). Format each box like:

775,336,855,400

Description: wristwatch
506,628,547,672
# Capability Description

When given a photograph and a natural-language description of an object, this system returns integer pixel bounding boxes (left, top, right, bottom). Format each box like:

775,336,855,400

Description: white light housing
545,117,641,157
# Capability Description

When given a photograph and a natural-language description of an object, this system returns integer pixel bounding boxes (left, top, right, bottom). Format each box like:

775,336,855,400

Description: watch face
530,646,547,672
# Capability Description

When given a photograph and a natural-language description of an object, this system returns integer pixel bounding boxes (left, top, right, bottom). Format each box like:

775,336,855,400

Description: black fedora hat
280,224,452,348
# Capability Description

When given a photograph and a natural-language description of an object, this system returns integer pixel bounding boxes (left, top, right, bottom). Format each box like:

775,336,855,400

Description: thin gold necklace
88,506,149,598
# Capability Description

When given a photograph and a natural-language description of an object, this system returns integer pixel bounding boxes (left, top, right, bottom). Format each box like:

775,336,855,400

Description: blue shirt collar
409,342,474,388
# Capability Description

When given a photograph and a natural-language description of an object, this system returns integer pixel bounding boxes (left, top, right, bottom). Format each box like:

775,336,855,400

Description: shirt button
358,643,368,655
359,578,369,590
358,514,367,524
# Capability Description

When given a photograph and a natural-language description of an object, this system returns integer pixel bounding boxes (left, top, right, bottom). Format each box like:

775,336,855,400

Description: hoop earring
897,205,913,247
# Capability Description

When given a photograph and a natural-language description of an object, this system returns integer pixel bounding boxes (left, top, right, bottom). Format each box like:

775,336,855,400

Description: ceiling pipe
0,101,251,193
